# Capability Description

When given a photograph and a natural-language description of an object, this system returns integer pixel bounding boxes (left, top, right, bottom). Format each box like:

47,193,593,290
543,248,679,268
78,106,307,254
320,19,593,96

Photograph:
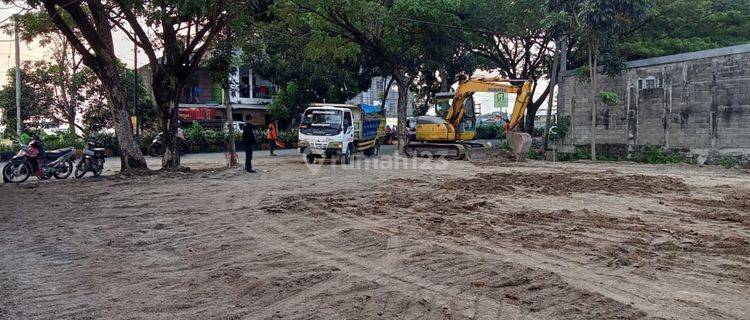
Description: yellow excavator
404,77,534,160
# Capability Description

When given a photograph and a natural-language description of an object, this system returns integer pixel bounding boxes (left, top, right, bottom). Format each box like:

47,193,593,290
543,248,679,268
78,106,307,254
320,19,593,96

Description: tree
284,0,460,153
11,0,261,171
6,0,150,172
459,0,556,134
109,0,263,169
619,0,750,60
206,28,240,167
0,66,56,137
558,0,650,160
244,6,374,122
6,11,158,137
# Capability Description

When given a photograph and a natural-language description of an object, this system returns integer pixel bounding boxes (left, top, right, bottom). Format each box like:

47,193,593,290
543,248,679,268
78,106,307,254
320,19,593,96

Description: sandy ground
1,150,749,319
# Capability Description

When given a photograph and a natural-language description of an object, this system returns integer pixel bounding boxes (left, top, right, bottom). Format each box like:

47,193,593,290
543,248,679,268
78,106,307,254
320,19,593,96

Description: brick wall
560,45,750,164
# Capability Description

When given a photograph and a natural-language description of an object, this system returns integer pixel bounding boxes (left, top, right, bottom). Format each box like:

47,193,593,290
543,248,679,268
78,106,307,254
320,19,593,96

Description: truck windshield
300,109,343,136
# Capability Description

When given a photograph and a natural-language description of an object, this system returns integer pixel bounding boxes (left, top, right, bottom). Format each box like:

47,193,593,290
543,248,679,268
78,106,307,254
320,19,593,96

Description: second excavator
404,77,534,160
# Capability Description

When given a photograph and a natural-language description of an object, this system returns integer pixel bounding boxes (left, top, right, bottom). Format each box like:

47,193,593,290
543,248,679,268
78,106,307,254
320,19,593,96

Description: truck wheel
306,154,316,164
364,141,380,157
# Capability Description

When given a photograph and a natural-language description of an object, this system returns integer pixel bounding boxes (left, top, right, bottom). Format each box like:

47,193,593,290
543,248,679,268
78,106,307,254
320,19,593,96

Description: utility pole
14,15,21,139
134,43,141,144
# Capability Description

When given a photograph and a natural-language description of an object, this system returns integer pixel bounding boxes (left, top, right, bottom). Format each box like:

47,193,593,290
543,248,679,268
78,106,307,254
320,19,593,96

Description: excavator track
404,143,467,159
404,142,508,161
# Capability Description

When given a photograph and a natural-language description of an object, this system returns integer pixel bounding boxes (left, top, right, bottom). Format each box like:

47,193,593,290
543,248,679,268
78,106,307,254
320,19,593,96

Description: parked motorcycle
75,141,106,178
148,133,188,157
2,142,75,183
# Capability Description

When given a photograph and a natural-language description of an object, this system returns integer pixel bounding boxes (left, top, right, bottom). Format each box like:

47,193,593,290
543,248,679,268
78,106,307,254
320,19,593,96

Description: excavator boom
406,77,534,161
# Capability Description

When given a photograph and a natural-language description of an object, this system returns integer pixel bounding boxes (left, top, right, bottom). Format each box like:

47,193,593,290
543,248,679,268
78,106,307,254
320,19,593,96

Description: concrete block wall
560,44,750,164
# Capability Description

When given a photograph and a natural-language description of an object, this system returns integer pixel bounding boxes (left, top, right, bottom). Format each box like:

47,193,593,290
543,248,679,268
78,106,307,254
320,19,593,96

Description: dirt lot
1,153,749,319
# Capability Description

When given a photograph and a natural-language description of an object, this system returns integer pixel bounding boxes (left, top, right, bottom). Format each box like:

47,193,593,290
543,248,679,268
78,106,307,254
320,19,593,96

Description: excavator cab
434,93,477,141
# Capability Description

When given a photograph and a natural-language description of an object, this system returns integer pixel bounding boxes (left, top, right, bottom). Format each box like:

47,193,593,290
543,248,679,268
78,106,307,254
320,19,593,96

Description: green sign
494,92,508,109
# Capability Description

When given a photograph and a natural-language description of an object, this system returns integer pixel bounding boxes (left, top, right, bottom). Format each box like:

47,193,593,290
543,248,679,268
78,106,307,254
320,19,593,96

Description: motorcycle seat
92,148,106,152
46,147,74,160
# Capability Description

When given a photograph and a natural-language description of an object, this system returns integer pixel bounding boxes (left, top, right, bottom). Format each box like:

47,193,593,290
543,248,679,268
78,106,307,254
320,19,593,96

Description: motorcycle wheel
75,159,90,179
148,144,162,157
92,161,103,177
3,161,31,183
53,159,74,179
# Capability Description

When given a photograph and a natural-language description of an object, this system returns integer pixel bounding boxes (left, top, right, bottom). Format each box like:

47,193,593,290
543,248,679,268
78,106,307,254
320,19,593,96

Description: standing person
266,121,278,156
242,120,257,173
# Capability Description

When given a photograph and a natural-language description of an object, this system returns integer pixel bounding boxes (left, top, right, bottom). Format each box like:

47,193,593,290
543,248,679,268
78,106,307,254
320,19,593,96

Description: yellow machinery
404,77,534,159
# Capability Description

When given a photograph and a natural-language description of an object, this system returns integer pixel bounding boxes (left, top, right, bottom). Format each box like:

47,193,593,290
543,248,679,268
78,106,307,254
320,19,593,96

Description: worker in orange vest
266,122,278,156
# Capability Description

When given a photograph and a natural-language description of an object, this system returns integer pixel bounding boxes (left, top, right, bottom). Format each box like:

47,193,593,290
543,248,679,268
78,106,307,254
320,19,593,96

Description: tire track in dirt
244,219,530,320
261,185,747,319
251,204,652,320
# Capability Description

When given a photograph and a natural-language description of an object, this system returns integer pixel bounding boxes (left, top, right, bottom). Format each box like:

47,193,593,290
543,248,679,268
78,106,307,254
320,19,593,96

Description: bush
532,127,545,138
573,150,591,160
253,128,268,144
718,156,739,169
633,145,683,164
278,129,299,145
527,149,544,160
548,115,570,141
476,124,503,139
87,132,119,153
499,140,510,151
0,142,14,153
41,131,84,151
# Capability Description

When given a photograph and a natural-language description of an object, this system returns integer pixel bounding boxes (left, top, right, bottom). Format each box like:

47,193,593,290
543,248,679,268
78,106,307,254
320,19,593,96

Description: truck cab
299,104,384,164
299,106,355,163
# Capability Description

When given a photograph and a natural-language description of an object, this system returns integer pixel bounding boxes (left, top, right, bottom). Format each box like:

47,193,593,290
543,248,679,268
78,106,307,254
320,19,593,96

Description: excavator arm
444,78,534,132
505,80,534,133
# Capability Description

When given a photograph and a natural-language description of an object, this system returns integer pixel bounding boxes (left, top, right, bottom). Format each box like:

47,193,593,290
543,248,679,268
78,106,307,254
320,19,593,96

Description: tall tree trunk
524,85,551,135
58,40,76,134
160,100,181,169
101,64,148,171
152,75,183,169
395,76,409,156
543,43,561,152
381,77,394,109
225,88,237,167
588,41,597,161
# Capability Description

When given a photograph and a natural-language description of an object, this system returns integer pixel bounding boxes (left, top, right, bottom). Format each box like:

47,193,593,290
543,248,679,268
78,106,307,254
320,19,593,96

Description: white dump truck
298,103,385,164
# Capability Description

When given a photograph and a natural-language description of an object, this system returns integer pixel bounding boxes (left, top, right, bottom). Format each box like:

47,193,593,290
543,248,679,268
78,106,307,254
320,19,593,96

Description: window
657,79,664,88
645,79,656,89
638,79,643,90
344,112,352,130
239,66,251,98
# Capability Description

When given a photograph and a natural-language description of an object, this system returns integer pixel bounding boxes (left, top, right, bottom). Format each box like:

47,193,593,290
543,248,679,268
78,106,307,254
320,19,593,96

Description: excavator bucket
506,132,532,161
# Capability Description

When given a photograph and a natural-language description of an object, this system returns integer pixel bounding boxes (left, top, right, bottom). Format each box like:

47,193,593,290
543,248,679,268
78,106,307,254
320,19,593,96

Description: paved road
1,144,400,178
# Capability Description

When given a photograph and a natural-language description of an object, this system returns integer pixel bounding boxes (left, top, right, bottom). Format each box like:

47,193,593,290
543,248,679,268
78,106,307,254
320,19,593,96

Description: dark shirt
242,124,256,148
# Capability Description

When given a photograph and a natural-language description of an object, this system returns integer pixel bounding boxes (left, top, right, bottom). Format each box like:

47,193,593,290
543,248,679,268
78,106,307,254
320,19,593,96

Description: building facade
559,44,750,164
139,63,276,129
347,77,414,118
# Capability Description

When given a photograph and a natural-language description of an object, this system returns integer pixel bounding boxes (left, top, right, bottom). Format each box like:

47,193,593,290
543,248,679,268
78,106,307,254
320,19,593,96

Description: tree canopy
619,0,750,60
